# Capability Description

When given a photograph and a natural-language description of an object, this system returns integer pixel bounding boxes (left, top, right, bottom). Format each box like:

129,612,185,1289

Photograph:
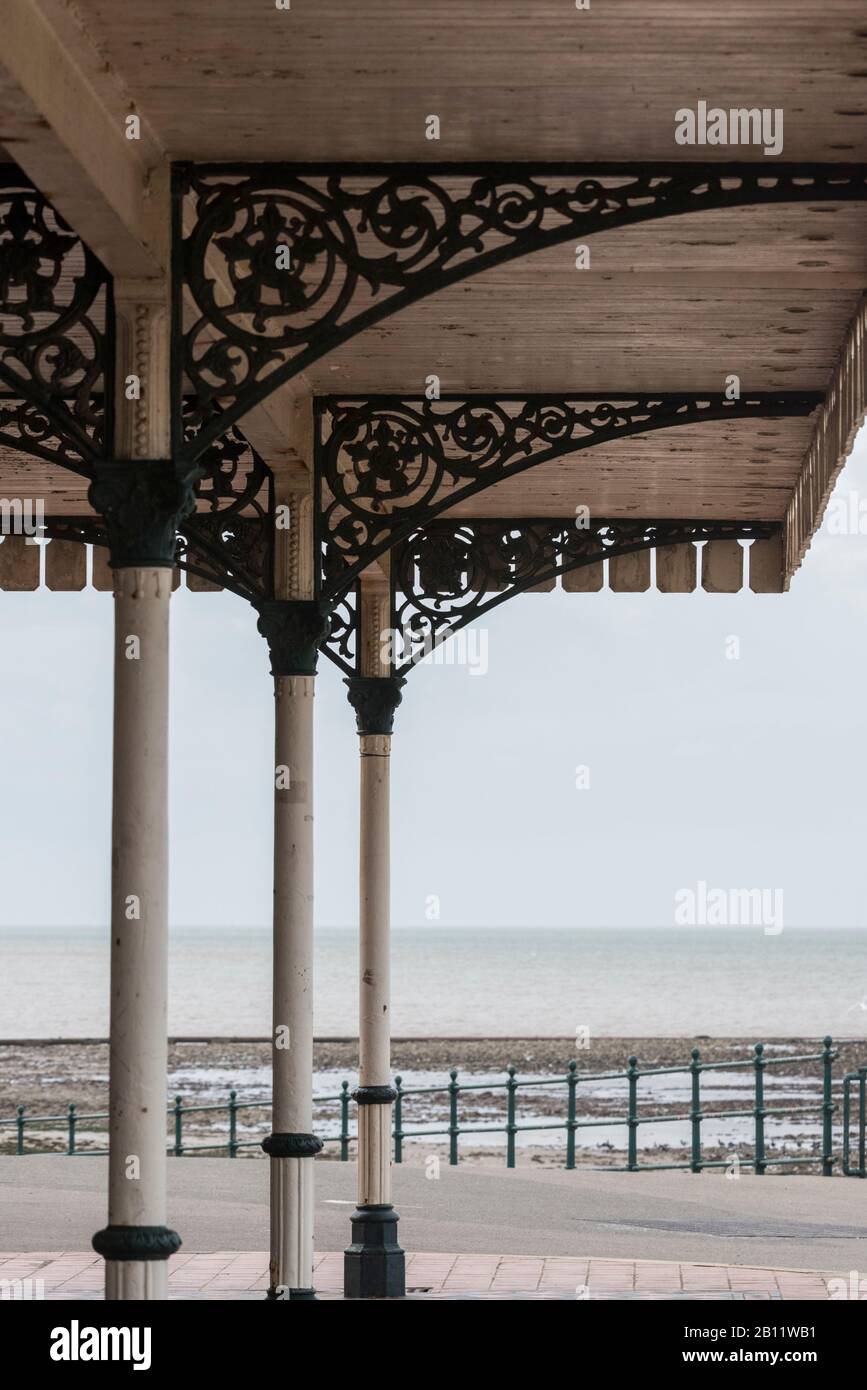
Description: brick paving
0,1251,841,1300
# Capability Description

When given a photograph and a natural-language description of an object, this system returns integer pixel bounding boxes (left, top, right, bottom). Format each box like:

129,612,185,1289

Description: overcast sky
2,428,867,932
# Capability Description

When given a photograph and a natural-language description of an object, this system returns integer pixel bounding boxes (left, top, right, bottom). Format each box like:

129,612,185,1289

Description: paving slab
0,1249,848,1300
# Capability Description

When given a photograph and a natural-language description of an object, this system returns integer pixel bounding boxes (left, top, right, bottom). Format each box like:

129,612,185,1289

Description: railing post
690,1048,702,1173
68,1103,76,1156
506,1065,517,1169
394,1076,403,1165
228,1089,238,1158
173,1094,183,1158
754,1043,766,1175
566,1061,577,1170
821,1035,834,1176
340,1081,350,1162
860,1066,867,1178
16,1105,25,1156
627,1056,639,1171
448,1069,459,1167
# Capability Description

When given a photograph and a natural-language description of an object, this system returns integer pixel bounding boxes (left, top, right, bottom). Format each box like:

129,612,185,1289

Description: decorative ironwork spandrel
0,169,112,470
176,162,865,452
317,393,819,597
323,585,358,676
179,404,274,601
387,518,778,675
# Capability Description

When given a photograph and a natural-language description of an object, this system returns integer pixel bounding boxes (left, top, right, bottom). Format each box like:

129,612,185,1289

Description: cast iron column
89,457,197,1298
257,598,329,1299
344,673,407,1298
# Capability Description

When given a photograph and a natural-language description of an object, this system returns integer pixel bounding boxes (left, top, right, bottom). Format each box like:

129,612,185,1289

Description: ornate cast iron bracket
315,392,821,599
44,500,274,604
179,406,275,601
0,165,113,471
40,416,276,601
173,160,863,455
320,517,780,679
0,163,272,596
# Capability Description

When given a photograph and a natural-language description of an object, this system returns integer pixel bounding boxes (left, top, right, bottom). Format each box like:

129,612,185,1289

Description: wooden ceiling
1,0,866,536
448,416,816,522
76,1,867,163
309,211,867,394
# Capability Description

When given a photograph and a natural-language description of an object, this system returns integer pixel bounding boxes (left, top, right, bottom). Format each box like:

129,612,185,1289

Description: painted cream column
90,284,193,1297
257,481,328,1300
344,571,406,1298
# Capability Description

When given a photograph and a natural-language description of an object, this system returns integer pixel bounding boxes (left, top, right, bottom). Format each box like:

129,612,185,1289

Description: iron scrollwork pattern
41,427,273,598
322,583,358,677
174,161,864,454
316,392,820,597
0,164,273,594
385,518,779,676
40,417,274,596
0,166,112,472
178,404,275,601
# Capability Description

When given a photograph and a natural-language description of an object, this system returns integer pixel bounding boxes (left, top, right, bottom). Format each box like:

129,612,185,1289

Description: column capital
256,598,331,677
345,675,406,736
89,458,201,567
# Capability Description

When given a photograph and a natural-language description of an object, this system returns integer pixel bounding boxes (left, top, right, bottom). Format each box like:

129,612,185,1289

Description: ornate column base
262,1133,321,1300
344,1095,404,1298
344,1206,406,1299
93,1225,181,1302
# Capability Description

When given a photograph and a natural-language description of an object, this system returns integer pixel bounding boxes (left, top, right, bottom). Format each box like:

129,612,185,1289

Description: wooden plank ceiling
73,1,867,163
1,0,866,530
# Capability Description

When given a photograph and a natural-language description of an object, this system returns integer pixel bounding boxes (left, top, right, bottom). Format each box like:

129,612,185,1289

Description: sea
1,925,866,1039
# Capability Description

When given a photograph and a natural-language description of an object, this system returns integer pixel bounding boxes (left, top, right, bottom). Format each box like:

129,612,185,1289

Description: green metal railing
842,1065,867,1177
3,1037,859,1174
391,1040,841,1175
